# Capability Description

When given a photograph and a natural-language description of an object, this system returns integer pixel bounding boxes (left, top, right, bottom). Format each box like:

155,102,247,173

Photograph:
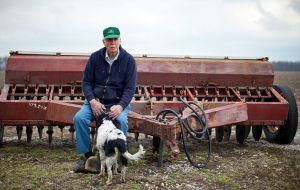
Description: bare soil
0,126,300,190
274,71,300,91
0,71,300,190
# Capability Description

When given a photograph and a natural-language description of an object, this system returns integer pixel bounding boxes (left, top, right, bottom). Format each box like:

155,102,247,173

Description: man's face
103,38,121,56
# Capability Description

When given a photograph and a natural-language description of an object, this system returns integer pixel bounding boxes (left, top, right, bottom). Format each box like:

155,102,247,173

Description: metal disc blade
37,126,44,139
26,126,33,143
252,126,263,141
16,126,23,141
47,126,53,144
0,125,4,144
223,125,232,141
215,127,224,142
236,125,246,144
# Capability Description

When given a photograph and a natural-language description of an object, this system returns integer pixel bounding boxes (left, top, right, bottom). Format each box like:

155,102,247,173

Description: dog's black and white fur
96,115,145,185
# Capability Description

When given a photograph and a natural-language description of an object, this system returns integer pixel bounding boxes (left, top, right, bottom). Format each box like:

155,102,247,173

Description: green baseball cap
103,27,120,39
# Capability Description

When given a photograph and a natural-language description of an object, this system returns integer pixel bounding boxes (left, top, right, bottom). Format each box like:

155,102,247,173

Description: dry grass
274,71,300,92
1,128,300,190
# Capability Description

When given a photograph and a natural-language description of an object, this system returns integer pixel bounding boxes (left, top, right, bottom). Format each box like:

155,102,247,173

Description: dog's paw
139,144,146,155
106,180,112,186
99,170,105,176
121,177,126,183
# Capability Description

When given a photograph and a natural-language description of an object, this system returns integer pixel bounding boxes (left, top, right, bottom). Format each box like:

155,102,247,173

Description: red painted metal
6,52,274,87
0,100,249,154
0,51,292,155
202,103,248,128
136,57,274,86
5,54,87,84
0,99,288,127
0,50,288,127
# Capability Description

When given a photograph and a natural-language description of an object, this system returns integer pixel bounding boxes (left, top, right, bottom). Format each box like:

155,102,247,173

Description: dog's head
96,112,120,128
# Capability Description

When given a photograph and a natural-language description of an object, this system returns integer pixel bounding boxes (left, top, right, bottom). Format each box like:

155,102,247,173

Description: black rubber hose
180,97,208,135
155,97,211,168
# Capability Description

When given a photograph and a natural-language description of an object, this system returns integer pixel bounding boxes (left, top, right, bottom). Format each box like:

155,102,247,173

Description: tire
263,85,298,144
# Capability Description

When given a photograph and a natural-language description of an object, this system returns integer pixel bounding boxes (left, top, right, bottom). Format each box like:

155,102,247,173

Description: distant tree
272,61,300,71
0,56,8,70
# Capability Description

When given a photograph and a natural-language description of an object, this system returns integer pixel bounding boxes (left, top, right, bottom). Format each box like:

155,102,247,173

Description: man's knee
73,111,89,129
73,112,82,124
116,115,128,134
116,114,128,125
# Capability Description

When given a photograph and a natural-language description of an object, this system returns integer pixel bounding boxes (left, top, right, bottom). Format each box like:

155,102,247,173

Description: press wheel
263,85,298,144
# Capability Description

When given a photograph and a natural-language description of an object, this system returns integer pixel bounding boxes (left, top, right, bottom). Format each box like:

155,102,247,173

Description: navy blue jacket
82,46,137,109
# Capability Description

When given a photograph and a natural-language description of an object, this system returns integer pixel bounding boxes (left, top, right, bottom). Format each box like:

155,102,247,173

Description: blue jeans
73,100,131,154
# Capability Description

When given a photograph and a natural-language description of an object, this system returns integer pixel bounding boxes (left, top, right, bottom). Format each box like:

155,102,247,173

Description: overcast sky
0,0,300,61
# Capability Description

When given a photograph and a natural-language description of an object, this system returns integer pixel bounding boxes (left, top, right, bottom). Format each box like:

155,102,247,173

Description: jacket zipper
106,65,112,84
102,64,112,100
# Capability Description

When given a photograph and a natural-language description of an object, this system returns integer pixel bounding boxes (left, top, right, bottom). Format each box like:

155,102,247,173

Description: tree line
0,56,8,70
272,61,300,71
0,56,300,71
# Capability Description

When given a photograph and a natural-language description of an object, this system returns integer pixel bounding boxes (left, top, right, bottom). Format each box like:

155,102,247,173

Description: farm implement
0,51,298,167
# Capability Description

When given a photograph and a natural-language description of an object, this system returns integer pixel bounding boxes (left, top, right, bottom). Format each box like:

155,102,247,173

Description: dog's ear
96,113,105,127
112,119,120,129
95,119,102,128
96,113,111,127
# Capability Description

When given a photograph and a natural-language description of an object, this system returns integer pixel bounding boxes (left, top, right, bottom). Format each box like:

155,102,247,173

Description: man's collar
105,49,119,61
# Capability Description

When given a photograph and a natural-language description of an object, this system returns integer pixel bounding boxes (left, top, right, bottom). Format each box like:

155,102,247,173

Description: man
72,26,137,172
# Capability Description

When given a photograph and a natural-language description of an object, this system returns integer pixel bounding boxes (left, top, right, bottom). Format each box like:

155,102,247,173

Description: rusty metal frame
0,51,290,157
0,94,288,155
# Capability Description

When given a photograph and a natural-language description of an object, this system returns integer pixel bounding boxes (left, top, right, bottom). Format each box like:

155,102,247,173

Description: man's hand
89,99,106,118
109,105,123,120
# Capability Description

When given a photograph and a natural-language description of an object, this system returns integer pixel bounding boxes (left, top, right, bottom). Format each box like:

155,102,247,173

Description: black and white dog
96,114,145,185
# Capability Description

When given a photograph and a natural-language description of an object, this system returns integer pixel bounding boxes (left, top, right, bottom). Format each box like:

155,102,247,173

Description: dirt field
0,71,300,190
1,127,300,190
274,71,300,92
